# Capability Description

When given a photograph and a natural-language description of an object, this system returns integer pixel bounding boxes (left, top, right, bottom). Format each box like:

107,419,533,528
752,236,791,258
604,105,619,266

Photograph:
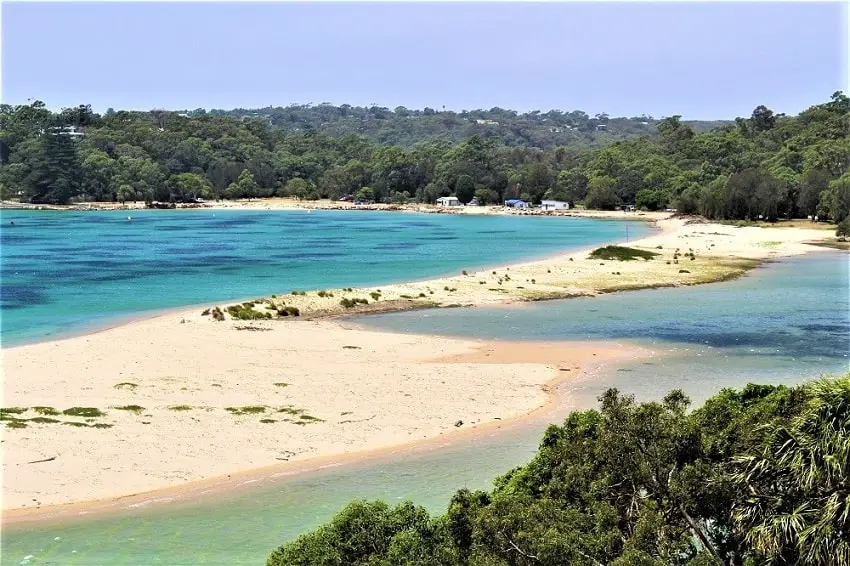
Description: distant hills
177,104,730,149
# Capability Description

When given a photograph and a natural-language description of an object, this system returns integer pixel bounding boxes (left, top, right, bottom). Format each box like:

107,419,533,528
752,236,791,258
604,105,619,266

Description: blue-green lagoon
0,209,648,346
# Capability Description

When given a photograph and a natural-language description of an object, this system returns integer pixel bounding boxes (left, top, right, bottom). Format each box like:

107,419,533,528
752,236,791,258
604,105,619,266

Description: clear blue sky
2,1,847,119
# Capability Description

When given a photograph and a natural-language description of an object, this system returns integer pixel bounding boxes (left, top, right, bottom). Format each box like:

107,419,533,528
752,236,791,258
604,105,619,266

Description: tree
116,184,136,204
798,169,830,220
731,378,850,565
267,376,850,566
455,174,475,204
355,186,374,202
749,105,776,132
585,176,619,210
820,173,850,222
170,172,211,202
635,188,669,211
225,169,260,199
836,216,850,240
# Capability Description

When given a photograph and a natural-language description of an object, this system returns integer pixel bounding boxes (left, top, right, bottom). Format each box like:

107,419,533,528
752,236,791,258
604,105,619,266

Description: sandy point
1,312,652,522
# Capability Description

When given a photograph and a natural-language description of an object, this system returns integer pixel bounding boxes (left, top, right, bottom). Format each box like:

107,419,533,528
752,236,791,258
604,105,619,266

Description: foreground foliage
267,375,850,565
1,94,847,225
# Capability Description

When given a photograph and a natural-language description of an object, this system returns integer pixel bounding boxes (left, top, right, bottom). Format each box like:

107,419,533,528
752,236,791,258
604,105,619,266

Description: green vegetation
590,245,659,261
113,405,145,413
342,346,361,350
113,382,138,390
27,416,60,424
226,406,267,415
167,405,193,411
2,94,847,228
267,375,850,566
340,297,369,309
226,303,272,320
62,407,105,418
273,382,289,387
0,407,28,418
277,306,300,317
317,290,334,298
32,406,59,416
6,420,27,429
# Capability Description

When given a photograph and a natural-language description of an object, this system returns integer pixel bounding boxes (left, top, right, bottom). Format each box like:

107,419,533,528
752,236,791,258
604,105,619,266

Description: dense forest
194,105,728,149
1,93,848,224
267,375,850,566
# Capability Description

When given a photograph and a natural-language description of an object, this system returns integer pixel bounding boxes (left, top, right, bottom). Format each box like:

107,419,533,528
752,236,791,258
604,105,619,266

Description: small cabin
436,196,461,207
504,199,528,209
540,200,570,211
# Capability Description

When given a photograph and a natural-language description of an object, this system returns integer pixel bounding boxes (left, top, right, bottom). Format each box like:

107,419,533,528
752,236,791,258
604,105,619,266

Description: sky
1,1,847,120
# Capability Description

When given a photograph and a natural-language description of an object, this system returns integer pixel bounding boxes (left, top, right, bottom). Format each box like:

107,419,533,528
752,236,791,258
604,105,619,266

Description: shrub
340,297,369,308
589,246,659,261
114,405,145,413
226,406,267,415
370,292,381,301
211,307,225,321
317,290,334,298
6,421,27,429
32,406,59,416
63,407,105,418
201,308,211,316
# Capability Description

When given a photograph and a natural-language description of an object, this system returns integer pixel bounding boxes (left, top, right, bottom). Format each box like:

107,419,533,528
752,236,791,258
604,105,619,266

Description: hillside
1,93,847,226
191,104,729,149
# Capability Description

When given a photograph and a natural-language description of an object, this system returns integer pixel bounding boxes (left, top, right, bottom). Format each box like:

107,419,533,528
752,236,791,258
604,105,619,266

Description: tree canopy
1,94,848,225
267,375,850,566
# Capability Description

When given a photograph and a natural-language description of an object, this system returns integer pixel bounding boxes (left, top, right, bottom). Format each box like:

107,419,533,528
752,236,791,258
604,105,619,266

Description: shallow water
3,252,847,566
0,209,647,346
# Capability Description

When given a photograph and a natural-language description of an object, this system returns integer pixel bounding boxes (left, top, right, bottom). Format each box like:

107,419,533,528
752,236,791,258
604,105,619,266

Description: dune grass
589,246,659,261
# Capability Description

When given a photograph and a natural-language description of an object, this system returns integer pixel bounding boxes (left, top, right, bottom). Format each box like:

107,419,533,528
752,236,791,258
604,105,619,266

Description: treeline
196,104,728,149
0,93,848,224
267,375,850,566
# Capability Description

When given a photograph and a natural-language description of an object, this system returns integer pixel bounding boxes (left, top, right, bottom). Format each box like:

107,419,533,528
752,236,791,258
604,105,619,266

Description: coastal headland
0,208,840,523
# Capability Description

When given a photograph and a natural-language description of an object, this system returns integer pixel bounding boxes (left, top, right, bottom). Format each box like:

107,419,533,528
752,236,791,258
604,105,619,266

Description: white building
436,196,461,207
540,200,570,211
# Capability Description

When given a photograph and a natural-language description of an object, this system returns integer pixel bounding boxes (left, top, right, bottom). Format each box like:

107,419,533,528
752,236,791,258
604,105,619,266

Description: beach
0,210,838,521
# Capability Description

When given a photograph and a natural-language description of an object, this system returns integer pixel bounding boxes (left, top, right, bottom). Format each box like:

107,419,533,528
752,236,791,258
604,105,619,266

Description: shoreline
0,198,662,221
1,211,841,525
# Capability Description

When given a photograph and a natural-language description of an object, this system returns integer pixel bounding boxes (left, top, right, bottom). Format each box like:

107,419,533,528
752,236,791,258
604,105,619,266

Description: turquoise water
3,252,847,566
0,209,648,346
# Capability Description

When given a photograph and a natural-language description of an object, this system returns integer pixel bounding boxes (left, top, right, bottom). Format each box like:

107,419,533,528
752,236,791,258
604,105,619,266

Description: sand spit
1,317,644,517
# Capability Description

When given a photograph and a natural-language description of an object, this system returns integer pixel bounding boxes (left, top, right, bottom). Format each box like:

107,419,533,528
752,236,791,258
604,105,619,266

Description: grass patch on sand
32,406,60,416
113,405,146,414
342,345,361,350
589,246,659,261
226,406,267,415
114,382,138,390
62,421,113,429
6,420,27,429
63,407,105,418
0,407,28,419
27,417,61,424
260,418,277,424
273,382,289,387
168,405,193,411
